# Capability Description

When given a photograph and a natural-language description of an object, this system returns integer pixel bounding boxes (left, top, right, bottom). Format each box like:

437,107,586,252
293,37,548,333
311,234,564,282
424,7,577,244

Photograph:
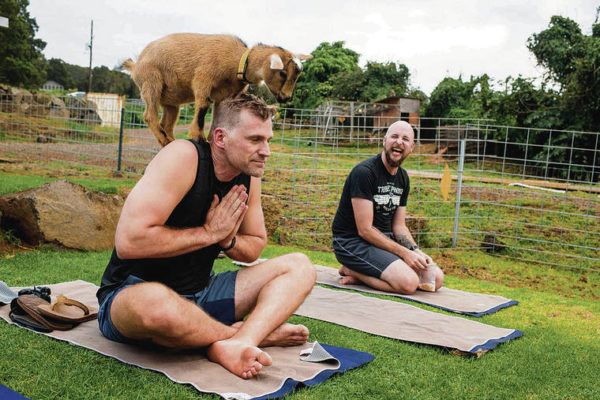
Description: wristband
219,236,236,252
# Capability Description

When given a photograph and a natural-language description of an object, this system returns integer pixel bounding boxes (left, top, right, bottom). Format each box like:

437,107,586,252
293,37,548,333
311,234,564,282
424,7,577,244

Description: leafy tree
527,16,586,86
46,58,75,89
424,76,478,118
361,61,410,101
286,41,360,109
0,0,47,87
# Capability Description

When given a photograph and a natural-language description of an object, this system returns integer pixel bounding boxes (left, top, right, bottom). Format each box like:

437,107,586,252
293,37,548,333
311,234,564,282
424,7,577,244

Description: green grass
0,245,599,399
0,170,137,196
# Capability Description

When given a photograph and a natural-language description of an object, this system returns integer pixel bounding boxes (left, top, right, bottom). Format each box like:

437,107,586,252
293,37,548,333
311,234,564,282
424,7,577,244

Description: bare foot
339,266,360,285
231,322,309,347
207,339,272,379
261,323,309,347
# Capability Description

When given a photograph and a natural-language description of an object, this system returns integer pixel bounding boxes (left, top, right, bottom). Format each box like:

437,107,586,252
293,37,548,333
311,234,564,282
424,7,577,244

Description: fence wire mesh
0,94,598,272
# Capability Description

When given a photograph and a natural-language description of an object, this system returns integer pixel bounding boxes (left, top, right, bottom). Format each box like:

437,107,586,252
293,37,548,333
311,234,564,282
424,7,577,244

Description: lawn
0,245,599,399
0,137,598,398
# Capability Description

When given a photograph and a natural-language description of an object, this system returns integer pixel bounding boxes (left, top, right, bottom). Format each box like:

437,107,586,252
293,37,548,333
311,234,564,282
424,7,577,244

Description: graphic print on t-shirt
373,182,404,215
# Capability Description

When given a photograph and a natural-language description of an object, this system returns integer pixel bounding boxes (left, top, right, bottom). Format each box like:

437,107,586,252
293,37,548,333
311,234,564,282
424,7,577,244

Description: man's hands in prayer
204,185,248,245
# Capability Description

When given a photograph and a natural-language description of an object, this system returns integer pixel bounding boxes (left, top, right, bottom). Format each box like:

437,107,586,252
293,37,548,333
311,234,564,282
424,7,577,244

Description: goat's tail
121,58,136,72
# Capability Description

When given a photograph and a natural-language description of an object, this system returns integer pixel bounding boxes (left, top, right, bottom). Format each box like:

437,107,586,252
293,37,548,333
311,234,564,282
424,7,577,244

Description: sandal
10,295,75,332
37,294,98,323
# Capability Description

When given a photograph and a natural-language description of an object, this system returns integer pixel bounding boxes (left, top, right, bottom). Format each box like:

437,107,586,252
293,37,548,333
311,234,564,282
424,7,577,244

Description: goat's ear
269,54,284,70
296,54,313,62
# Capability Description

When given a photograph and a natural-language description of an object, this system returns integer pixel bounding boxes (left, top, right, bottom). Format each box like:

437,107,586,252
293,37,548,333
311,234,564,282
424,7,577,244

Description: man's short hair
209,94,276,140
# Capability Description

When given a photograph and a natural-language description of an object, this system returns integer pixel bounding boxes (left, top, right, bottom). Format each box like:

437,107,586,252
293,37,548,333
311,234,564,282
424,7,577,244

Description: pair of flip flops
9,293,98,333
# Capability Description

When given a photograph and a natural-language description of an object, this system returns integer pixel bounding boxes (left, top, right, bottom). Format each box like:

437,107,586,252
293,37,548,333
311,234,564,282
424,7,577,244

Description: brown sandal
37,294,98,323
10,295,75,331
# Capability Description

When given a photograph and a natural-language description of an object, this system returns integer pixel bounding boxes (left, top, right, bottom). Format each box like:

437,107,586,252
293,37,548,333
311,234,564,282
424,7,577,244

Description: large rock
0,181,123,250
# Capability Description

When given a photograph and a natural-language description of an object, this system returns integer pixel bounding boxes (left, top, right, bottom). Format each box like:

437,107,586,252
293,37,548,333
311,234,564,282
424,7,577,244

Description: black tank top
96,140,251,303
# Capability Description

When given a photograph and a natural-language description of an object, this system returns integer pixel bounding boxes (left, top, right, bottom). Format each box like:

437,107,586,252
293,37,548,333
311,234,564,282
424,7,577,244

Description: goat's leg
140,83,172,147
160,105,180,142
189,79,213,141
189,99,211,141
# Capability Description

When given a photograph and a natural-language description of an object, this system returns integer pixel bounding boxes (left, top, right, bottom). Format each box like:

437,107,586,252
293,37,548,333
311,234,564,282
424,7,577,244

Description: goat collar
237,48,251,83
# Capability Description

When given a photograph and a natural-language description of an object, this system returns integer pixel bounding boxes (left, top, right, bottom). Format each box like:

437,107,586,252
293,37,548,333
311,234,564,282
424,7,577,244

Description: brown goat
122,33,311,146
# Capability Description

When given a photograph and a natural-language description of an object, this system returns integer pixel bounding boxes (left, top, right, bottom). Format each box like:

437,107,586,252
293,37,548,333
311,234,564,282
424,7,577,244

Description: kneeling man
96,94,315,379
332,120,443,294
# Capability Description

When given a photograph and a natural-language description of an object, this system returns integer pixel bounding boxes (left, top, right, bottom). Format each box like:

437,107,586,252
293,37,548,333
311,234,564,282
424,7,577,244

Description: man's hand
415,249,433,265
204,185,248,244
218,200,248,249
401,249,429,271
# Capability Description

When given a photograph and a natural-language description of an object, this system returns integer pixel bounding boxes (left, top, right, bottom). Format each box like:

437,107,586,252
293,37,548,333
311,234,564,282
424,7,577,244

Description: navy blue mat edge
391,296,520,317
468,329,524,354
253,344,375,400
0,385,29,400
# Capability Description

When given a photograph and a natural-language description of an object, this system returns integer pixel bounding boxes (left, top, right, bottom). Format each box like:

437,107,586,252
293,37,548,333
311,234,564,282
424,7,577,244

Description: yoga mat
314,264,518,317
233,260,518,317
0,281,373,400
295,286,522,355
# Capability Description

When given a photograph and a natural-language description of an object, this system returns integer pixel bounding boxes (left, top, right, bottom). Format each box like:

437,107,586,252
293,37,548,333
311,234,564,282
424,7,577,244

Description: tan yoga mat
296,285,522,355
234,260,518,317
314,264,518,317
0,280,371,400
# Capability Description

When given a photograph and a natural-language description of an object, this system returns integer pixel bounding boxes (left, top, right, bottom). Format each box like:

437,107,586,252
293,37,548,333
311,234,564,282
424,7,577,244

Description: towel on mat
0,280,373,400
233,260,518,317
295,286,522,355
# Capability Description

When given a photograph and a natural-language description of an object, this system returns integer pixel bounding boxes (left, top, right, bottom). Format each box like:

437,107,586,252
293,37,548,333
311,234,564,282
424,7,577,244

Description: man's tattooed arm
395,233,417,249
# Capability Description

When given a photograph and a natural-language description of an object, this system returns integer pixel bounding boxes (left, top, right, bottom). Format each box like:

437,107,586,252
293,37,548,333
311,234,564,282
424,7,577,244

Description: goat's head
261,49,312,102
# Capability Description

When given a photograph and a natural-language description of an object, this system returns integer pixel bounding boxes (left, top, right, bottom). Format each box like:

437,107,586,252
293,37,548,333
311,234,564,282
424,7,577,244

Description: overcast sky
28,0,598,94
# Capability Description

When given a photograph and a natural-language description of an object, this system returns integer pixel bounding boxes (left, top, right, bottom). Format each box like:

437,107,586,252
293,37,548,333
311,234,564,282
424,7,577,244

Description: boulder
0,181,123,250
64,96,102,125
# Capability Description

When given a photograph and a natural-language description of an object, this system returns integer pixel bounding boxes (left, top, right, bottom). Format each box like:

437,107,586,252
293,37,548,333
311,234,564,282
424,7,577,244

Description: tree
361,61,410,101
528,14,600,132
527,16,586,86
424,76,478,118
0,0,47,87
47,58,75,89
286,41,360,109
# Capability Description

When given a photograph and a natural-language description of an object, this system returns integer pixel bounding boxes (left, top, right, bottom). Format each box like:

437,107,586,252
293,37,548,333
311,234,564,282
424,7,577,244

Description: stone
0,181,123,251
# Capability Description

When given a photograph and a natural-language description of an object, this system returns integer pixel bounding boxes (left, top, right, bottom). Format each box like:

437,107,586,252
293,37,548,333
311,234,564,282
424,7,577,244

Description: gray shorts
332,234,399,278
97,271,238,346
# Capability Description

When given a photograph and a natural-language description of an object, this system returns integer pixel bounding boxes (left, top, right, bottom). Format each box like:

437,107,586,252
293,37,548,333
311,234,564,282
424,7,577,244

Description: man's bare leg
207,253,316,378
339,260,420,294
232,321,309,347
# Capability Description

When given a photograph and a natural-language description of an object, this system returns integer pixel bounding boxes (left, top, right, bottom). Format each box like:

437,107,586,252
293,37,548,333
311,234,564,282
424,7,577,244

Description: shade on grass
0,245,598,399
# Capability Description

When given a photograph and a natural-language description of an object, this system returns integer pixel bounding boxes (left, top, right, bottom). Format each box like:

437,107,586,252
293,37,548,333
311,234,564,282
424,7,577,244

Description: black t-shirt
332,154,410,237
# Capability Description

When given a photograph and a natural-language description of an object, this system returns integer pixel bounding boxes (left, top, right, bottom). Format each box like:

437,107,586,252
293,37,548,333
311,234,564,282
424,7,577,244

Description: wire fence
0,93,598,272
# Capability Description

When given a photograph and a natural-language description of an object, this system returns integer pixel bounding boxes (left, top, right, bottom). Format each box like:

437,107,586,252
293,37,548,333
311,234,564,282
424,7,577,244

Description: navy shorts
333,234,399,278
97,271,238,345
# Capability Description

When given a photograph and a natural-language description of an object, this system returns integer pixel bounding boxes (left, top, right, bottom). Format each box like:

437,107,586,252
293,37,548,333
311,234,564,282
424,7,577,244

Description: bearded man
331,120,444,294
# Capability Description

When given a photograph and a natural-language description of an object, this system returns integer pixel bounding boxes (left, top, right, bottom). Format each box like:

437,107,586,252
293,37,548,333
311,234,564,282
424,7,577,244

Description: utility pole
87,19,94,94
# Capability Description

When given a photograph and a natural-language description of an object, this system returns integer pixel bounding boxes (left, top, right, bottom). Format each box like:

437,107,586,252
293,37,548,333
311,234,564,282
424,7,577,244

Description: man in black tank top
331,121,444,294
96,94,316,380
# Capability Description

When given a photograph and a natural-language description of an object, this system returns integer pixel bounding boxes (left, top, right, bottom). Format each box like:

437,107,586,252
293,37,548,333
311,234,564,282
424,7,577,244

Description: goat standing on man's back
123,33,311,146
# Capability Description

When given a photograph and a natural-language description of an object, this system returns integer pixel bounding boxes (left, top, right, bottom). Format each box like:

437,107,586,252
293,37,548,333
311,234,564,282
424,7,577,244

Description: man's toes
258,351,273,367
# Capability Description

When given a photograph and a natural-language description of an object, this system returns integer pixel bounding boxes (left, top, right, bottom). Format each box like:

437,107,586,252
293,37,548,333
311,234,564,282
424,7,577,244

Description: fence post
452,139,466,247
116,107,125,172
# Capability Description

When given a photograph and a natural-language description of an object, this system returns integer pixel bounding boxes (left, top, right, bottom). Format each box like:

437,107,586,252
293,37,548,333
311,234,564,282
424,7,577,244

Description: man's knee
113,282,181,334
278,252,316,288
383,263,419,294
435,266,445,289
